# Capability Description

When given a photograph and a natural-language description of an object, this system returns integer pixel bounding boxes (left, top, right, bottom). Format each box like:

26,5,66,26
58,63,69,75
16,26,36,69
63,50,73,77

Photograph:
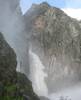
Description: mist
0,0,81,100
0,0,30,77
29,49,48,96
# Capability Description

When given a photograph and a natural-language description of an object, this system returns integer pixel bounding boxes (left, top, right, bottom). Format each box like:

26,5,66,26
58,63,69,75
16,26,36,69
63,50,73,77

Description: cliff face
0,32,17,85
17,72,40,100
0,0,81,98
0,1,39,99
24,2,81,92
0,32,17,98
0,0,30,76
0,32,40,99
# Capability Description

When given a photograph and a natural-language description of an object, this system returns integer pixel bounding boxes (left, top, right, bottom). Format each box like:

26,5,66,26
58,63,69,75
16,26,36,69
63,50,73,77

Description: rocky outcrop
0,32,40,99
0,0,30,77
0,32,17,85
17,73,40,100
0,32,17,98
0,0,81,98
24,2,81,93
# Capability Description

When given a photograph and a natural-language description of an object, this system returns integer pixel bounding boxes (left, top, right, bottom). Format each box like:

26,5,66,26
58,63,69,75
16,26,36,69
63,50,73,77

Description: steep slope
0,0,30,77
17,72,40,100
24,2,81,93
0,32,17,98
0,32,40,99
0,32,17,85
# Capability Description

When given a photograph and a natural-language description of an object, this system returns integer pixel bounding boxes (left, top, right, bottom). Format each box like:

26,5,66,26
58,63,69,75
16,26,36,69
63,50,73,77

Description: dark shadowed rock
0,0,30,77
0,32,17,85
17,72,40,100
0,32,40,99
0,32,17,98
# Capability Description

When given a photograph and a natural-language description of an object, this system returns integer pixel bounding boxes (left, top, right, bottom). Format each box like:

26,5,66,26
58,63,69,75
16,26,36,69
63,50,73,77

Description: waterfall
29,49,48,97
29,49,81,100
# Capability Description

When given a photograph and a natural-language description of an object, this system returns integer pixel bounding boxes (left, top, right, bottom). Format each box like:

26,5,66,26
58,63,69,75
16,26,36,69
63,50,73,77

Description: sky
20,0,81,20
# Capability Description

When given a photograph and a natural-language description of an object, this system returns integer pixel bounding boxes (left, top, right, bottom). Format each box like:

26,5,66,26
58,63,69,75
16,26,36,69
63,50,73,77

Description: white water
29,49,81,100
29,49,48,97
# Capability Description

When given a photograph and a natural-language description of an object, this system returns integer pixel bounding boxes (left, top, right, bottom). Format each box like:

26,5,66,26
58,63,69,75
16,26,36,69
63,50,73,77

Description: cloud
20,0,81,20
62,8,81,20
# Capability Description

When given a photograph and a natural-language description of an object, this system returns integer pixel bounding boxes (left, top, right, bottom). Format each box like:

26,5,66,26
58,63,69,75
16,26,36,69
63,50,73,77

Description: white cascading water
29,49,48,97
29,49,81,100
0,1,81,99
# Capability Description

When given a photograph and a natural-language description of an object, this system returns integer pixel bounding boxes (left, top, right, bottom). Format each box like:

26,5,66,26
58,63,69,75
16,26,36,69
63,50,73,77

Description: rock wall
0,0,30,77
24,2,81,93
0,32,17,85
0,32,40,99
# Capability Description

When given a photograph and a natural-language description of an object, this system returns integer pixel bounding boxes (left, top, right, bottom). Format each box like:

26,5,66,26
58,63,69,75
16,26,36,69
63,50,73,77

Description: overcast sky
20,0,81,20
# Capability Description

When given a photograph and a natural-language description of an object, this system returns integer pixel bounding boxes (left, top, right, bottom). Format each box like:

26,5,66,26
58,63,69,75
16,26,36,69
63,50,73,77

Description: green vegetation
0,32,40,100
0,96,24,100
0,84,24,100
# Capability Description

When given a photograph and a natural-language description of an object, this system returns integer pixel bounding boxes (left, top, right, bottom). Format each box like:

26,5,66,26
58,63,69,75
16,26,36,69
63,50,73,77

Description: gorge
0,0,81,100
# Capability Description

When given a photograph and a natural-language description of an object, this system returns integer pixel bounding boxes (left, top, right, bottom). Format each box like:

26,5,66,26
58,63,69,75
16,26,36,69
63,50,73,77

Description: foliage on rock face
0,84,24,100
0,32,40,100
17,72,40,100
0,32,18,99
0,73,40,100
